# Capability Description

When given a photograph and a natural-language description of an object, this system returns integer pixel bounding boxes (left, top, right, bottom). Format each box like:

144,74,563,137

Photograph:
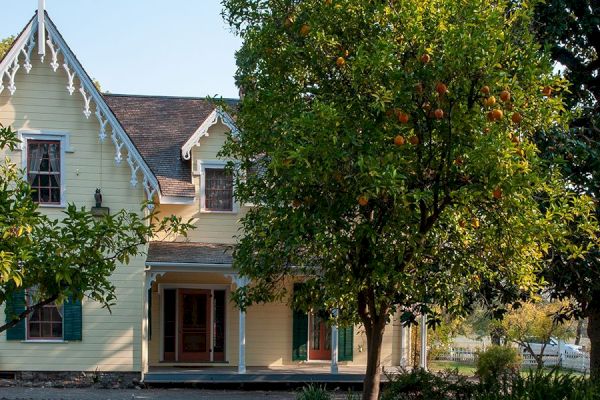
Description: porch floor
144,365,392,385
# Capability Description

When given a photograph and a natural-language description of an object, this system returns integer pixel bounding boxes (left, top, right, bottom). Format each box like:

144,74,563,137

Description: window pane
40,174,50,187
205,168,233,211
39,188,50,203
52,323,62,338
27,140,61,204
50,189,60,203
27,301,63,339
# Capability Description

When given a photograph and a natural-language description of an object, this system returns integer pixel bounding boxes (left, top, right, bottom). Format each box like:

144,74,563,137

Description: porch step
144,372,368,384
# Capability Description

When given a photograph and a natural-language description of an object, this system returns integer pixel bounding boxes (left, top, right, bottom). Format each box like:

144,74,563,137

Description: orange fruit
500,90,511,102
434,108,444,119
409,136,420,145
481,86,491,95
398,112,410,124
299,24,310,36
492,187,502,199
336,57,345,67
394,135,406,146
491,109,503,120
542,86,552,96
358,195,369,206
485,96,496,107
436,82,448,95
511,112,523,124
420,53,431,64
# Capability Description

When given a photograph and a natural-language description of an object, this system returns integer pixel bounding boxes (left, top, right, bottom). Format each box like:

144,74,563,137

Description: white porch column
231,275,250,374
399,323,406,367
331,309,339,374
142,271,150,378
142,270,165,380
420,314,428,370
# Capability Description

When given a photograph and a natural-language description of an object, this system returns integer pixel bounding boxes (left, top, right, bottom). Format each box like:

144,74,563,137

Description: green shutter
5,290,26,340
338,326,354,361
63,298,82,341
148,288,152,340
292,283,308,361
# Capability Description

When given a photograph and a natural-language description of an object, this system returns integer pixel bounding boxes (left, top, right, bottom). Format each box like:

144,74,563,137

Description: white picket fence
437,347,590,373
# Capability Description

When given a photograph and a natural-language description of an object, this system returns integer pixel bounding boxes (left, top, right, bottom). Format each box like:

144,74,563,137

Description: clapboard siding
0,53,145,372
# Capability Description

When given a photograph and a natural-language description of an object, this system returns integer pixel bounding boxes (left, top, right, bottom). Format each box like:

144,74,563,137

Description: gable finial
38,0,46,57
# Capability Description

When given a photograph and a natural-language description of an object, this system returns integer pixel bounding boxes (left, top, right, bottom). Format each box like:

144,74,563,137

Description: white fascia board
181,108,240,161
158,195,196,205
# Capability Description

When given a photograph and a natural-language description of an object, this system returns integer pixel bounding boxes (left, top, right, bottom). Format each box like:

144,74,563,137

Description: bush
381,368,477,400
381,368,600,400
296,384,331,400
475,345,521,388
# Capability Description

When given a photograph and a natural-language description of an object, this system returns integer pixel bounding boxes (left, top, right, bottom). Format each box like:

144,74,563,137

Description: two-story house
0,9,412,380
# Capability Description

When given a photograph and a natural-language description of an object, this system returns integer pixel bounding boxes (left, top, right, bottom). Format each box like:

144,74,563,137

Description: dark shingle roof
103,94,217,198
147,242,234,265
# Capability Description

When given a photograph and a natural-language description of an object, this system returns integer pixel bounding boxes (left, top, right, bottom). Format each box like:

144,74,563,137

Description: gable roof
104,94,217,198
0,12,161,205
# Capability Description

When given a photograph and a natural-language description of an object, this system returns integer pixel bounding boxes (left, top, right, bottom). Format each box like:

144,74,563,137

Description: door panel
309,314,331,360
178,289,211,362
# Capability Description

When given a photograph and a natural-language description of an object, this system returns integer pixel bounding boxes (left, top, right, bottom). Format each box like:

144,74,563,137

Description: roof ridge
103,93,239,102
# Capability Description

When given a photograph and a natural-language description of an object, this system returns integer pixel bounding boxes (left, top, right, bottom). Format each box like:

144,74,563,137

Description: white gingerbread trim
181,108,239,161
0,18,37,96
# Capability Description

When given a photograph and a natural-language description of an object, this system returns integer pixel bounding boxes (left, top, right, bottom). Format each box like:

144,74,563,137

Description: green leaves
0,125,193,332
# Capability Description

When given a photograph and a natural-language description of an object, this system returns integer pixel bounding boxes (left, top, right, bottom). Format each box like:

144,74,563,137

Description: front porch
144,365,389,385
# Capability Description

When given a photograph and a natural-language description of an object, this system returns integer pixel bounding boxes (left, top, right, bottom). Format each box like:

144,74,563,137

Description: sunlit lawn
429,360,587,377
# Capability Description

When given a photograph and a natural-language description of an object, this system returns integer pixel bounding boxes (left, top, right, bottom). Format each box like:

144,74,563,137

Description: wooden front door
309,314,331,360
178,289,211,362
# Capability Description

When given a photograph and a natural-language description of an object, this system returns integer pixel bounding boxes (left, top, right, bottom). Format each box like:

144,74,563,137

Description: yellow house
0,9,413,380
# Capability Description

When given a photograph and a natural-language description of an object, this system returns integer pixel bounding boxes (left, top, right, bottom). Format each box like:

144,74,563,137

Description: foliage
502,301,576,368
530,0,600,378
428,313,465,361
381,368,477,400
382,368,600,400
460,305,507,345
296,384,332,400
476,345,521,389
0,36,14,60
0,125,193,332
221,0,597,398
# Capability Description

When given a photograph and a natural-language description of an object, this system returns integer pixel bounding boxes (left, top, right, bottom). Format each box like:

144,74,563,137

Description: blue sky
1,0,242,98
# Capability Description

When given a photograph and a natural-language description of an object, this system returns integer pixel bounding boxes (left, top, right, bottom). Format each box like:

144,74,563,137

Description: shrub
475,345,521,388
296,384,331,400
381,368,477,400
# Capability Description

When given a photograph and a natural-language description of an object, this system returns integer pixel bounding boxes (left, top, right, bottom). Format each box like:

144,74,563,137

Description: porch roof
146,242,234,266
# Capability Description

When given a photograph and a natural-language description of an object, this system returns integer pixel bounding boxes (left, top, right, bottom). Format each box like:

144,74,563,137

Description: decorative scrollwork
22,32,36,73
79,87,92,118
46,35,61,72
63,63,76,95
95,109,108,143
111,131,124,165
127,153,140,187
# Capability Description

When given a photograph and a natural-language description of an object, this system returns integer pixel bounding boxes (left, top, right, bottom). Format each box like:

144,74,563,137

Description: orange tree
221,0,595,398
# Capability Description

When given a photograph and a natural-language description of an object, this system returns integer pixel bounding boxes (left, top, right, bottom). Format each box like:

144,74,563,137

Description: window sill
200,209,238,214
38,203,66,209
21,339,67,343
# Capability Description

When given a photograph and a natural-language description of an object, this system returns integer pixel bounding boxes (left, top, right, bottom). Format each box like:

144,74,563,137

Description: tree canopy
221,0,596,398
0,36,14,60
0,125,192,332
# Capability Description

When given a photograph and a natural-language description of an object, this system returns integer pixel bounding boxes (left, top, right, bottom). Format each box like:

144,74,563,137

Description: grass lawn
429,360,587,377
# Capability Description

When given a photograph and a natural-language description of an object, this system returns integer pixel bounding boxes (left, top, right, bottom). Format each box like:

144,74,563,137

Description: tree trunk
575,319,583,346
587,299,600,380
362,319,386,400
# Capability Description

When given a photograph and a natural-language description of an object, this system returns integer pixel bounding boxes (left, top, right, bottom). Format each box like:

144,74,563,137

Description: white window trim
24,290,65,342
195,160,238,214
18,130,71,208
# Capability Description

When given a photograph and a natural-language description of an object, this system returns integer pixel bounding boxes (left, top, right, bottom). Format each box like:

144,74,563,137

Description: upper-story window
26,140,61,205
197,160,236,213
205,168,233,211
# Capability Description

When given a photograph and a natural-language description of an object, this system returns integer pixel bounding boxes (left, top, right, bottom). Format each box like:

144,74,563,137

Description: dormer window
27,139,62,205
198,161,237,213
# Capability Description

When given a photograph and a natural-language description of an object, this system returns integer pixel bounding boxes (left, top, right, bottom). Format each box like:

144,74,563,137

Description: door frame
178,289,211,362
307,313,332,361
158,283,230,363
